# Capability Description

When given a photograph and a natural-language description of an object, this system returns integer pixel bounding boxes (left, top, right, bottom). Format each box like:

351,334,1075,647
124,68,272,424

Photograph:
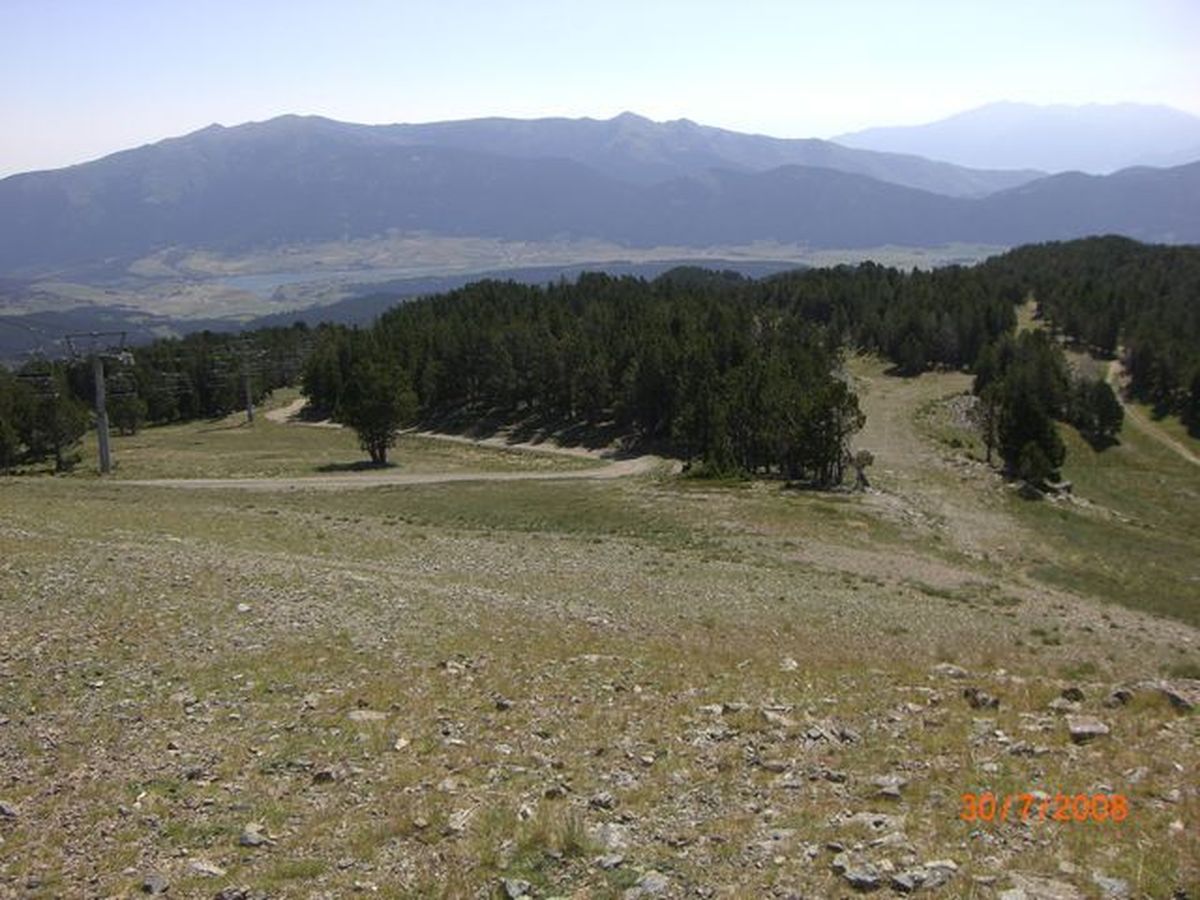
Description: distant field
1,363,1195,897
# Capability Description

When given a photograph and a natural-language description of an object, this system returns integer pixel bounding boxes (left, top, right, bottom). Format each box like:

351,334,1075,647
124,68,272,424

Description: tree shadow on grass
416,407,644,458
314,460,396,473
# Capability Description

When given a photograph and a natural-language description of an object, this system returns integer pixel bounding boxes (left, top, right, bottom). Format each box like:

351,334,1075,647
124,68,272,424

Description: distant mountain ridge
0,113,1198,278
372,111,1042,196
834,101,1200,173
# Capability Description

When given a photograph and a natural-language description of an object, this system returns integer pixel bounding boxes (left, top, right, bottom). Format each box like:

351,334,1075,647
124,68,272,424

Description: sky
2,0,1199,177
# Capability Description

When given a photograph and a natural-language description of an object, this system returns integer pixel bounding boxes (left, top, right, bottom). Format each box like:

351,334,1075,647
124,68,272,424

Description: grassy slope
0,369,1196,897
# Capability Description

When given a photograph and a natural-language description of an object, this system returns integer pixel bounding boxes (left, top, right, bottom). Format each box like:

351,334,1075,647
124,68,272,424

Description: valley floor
0,365,1197,898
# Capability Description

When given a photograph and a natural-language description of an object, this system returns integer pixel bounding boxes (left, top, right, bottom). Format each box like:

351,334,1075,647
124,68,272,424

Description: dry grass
0,365,1196,897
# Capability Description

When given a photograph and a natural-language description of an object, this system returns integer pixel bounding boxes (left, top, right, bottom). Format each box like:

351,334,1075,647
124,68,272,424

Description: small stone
890,869,924,893
1104,688,1134,708
1048,696,1081,714
1160,680,1200,711
1005,874,1084,900
780,657,799,672
141,872,169,894
444,808,473,835
630,871,669,896
347,709,386,723
411,816,429,830
932,662,969,679
312,767,340,784
589,791,616,810
543,783,568,799
1091,873,1131,899
761,708,797,728
239,823,273,847
495,696,514,711
873,774,908,799
843,863,882,891
0,802,17,819
589,822,630,851
597,853,625,869
236,603,251,613
1060,686,1085,702
392,737,410,751
1066,715,1110,744
502,877,531,898
963,686,1000,710
190,860,226,877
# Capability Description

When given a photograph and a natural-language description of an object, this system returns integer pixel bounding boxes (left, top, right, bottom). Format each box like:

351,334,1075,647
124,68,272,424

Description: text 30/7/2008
960,792,1128,823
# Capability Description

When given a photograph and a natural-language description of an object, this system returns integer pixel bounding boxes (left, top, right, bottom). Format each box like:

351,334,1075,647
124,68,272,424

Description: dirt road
129,397,667,490
1107,359,1200,467
117,454,663,491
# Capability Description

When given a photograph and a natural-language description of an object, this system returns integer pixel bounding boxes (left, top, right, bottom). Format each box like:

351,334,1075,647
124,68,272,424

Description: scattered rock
1048,696,1081,714
589,822,630,851
873,774,908,799
589,790,615,810
392,737,410,751
1066,715,1110,744
0,802,17,819
141,872,169,895
1091,872,1131,899
625,871,669,897
761,708,797,728
312,766,341,784
597,853,625,869
347,709,386,723
1060,686,1085,702
1001,874,1084,899
494,696,514,711
1104,688,1134,708
839,811,905,833
502,877,531,898
841,862,882,892
238,823,273,848
780,657,799,672
932,663,969,679
190,860,226,877
891,869,924,893
235,603,251,613
444,807,474,835
963,686,999,710
1160,680,1200,711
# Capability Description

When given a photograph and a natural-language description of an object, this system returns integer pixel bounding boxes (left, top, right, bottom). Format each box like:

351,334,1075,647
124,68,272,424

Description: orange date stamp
960,791,1128,823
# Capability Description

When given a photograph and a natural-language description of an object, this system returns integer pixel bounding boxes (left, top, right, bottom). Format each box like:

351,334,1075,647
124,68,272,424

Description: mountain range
835,101,1200,173
1,109,1198,280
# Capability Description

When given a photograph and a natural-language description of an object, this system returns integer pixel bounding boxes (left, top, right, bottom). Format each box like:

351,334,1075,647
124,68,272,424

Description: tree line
978,236,1200,434
303,273,866,482
0,326,311,472
972,330,1122,486
2,237,1188,481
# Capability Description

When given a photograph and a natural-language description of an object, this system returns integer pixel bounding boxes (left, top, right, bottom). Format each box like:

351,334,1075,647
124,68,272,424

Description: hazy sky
3,0,1199,176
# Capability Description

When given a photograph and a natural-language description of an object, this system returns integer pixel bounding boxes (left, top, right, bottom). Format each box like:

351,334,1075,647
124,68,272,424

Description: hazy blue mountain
834,102,1200,173
0,115,1197,278
377,111,1041,196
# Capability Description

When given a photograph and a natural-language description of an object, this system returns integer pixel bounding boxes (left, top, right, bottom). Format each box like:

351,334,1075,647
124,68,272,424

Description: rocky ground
0,365,1197,898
